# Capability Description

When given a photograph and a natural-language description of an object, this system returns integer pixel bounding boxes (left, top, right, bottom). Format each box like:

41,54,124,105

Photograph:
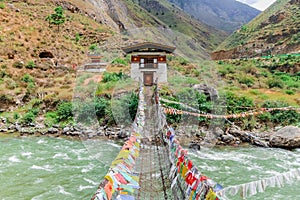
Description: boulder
269,126,300,148
189,143,201,151
118,129,127,138
230,126,269,147
192,84,219,101
63,126,70,133
48,127,59,134
221,134,236,143
213,127,224,137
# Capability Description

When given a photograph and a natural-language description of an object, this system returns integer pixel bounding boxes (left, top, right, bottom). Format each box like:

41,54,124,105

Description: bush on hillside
44,112,59,127
0,2,5,9
25,60,36,69
22,108,39,124
267,78,284,89
238,76,255,87
56,102,73,121
225,92,254,114
75,101,96,124
21,74,34,83
101,72,128,83
110,92,138,126
22,112,35,124
112,57,128,66
258,100,300,126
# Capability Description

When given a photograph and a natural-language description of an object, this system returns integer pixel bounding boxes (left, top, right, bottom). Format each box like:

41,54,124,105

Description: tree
46,6,65,32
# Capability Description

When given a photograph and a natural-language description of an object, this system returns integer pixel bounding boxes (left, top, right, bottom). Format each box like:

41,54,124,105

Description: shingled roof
122,42,176,54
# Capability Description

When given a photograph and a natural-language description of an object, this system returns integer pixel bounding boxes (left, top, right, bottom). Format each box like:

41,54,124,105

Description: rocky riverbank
175,125,300,149
0,120,131,140
1,118,300,149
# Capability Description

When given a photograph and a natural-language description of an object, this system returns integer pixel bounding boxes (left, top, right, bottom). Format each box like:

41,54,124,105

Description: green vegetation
56,102,73,121
25,60,36,69
258,101,300,127
216,55,300,94
0,2,5,9
73,91,138,126
45,6,65,32
112,57,129,66
44,112,59,127
22,108,39,124
89,43,99,52
21,74,34,83
160,53,299,130
102,72,128,83
75,33,80,43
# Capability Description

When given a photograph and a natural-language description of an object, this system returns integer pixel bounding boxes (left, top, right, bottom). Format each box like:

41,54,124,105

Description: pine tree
46,6,65,32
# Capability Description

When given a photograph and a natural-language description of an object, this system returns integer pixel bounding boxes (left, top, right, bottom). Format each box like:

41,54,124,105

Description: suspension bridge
91,84,300,200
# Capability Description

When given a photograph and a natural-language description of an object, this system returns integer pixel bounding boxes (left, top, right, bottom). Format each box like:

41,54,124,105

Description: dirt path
83,75,102,85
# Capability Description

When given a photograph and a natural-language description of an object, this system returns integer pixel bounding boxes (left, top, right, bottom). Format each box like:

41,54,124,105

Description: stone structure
122,42,176,86
84,54,107,72
270,126,300,148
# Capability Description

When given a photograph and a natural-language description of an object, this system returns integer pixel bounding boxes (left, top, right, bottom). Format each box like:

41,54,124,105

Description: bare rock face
270,126,300,148
192,84,219,101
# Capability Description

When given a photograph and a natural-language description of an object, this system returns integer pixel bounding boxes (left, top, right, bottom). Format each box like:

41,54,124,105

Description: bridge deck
134,86,171,199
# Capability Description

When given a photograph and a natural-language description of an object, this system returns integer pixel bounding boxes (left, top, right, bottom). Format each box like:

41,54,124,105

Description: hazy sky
236,0,277,11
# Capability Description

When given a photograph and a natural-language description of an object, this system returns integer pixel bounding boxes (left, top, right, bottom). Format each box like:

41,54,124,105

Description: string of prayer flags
165,126,223,200
93,85,145,200
157,86,223,199
162,106,300,119
218,168,300,199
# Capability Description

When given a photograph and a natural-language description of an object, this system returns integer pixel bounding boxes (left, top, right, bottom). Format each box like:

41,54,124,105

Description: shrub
13,112,20,120
225,92,254,114
267,78,284,88
75,33,80,42
285,90,295,95
110,92,138,126
238,76,255,87
176,57,189,65
112,57,128,65
0,2,4,9
22,108,39,124
56,102,73,121
21,74,34,83
23,112,35,124
25,60,36,69
0,70,8,78
44,112,59,127
75,100,96,124
259,100,300,126
6,78,17,90
101,72,127,83
94,97,109,119
89,43,98,52
26,82,35,93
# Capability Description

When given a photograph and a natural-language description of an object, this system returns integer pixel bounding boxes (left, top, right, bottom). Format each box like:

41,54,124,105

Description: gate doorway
143,72,154,86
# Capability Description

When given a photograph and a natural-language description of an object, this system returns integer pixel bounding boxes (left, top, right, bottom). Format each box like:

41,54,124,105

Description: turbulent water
0,135,121,200
1,136,300,200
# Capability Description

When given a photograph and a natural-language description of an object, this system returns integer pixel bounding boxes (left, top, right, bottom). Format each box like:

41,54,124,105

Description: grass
166,52,300,107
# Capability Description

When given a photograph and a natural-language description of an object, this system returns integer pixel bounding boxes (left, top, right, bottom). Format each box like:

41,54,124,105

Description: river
0,135,299,199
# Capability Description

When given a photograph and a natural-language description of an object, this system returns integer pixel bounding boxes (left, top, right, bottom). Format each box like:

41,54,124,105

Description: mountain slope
91,0,228,60
167,0,260,33
0,0,227,112
213,0,300,60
